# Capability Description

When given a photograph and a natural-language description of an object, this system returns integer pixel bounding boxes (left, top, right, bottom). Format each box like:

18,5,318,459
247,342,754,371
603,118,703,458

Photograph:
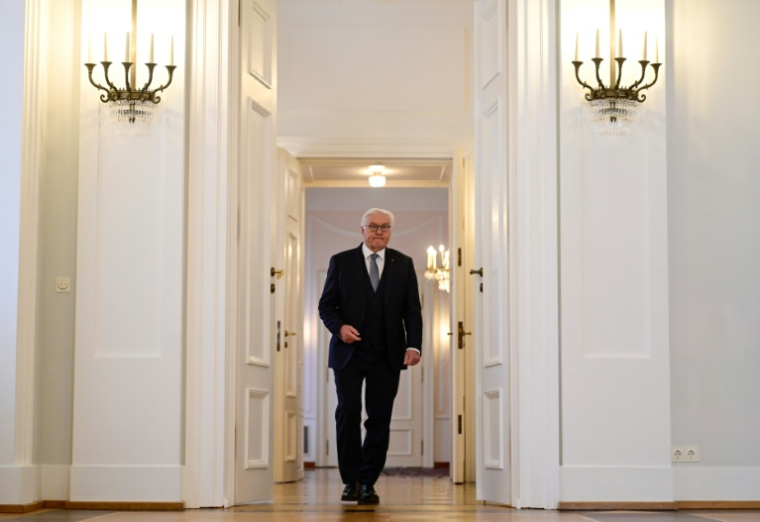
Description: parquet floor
2,468,758,522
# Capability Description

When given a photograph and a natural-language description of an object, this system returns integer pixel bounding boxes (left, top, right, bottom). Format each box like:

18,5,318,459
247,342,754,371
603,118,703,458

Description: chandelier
84,0,177,131
571,1,662,135
425,245,450,293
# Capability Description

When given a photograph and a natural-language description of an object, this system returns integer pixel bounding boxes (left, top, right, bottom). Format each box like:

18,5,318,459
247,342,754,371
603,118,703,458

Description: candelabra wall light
425,245,450,293
84,0,177,130
572,0,662,135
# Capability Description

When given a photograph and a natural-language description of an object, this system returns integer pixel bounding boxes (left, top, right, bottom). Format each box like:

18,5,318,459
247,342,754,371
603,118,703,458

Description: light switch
55,277,71,293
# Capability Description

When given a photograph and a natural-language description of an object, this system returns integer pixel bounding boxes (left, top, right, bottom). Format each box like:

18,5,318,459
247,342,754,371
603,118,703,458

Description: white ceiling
299,158,452,187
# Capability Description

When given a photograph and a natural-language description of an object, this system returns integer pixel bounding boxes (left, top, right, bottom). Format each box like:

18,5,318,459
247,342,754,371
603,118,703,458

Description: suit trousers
333,348,401,486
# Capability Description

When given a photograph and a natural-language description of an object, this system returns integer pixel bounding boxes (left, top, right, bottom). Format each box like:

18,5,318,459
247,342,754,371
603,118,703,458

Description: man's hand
339,325,361,344
404,349,421,366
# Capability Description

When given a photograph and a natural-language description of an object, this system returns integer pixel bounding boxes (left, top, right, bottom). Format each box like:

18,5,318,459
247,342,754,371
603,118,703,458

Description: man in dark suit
318,208,423,504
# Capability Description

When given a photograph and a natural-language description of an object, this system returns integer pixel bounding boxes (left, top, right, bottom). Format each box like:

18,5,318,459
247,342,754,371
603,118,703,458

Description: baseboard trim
0,502,43,514
42,501,67,509
559,501,678,511
677,501,760,510
434,462,450,469
304,462,315,469
65,502,185,511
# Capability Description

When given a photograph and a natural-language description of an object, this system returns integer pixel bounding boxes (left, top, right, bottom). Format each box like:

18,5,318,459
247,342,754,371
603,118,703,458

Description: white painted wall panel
0,0,26,472
278,0,473,148
668,0,760,498
0,0,25,472
559,0,673,501
289,27,466,113
71,0,185,502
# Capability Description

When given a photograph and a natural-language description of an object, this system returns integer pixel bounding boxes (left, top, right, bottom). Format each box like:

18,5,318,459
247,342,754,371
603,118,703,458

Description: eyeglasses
364,224,391,233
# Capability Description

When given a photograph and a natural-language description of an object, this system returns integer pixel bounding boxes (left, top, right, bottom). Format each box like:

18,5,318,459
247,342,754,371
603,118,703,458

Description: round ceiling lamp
368,165,386,187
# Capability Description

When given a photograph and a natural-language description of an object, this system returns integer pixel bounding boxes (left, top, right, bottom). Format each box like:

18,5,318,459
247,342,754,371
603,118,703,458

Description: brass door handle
270,267,284,279
285,330,297,337
469,268,483,277
457,321,471,349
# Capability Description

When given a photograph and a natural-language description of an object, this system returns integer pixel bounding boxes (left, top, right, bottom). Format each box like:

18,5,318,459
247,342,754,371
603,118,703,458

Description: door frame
184,0,561,510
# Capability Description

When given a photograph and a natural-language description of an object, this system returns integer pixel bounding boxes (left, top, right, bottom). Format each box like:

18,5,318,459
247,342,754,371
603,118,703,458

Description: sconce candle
574,32,579,61
642,31,648,60
595,29,600,57
124,32,130,62
169,36,174,66
655,35,659,63
88,35,93,63
103,32,109,61
617,29,623,58
149,33,155,63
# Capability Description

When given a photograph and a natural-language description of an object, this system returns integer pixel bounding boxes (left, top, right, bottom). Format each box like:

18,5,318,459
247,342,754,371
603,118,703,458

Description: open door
234,0,278,503
274,149,305,483
449,149,477,484
473,0,512,505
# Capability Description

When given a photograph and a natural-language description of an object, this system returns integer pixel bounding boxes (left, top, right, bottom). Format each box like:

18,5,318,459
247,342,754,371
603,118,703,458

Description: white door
234,0,278,504
274,150,304,483
384,355,424,467
449,149,477,484
474,0,512,505
317,268,339,468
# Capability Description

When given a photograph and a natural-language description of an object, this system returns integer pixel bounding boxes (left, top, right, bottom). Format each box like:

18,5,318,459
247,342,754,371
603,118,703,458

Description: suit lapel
353,244,367,290
382,248,396,304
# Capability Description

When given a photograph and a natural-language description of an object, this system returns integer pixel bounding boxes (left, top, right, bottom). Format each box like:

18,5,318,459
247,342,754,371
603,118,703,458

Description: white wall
0,0,27,500
303,188,450,465
668,0,760,500
69,0,186,502
277,0,472,154
37,0,80,501
559,0,672,502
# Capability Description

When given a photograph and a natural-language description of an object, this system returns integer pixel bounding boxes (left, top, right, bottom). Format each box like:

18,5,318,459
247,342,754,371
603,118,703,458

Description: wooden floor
2,468,759,521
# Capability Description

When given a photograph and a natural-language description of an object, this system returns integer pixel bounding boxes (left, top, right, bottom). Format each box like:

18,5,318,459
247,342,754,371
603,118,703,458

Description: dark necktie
369,253,380,291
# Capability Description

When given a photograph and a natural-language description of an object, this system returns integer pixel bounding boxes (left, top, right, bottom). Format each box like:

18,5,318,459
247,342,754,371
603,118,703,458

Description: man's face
361,212,392,252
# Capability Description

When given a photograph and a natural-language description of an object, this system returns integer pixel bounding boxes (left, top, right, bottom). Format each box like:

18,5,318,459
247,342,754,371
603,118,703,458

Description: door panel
235,0,277,504
274,150,303,483
474,0,512,505
235,100,275,502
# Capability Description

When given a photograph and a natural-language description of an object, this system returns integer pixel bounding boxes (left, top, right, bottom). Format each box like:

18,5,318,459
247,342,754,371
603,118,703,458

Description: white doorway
298,178,452,475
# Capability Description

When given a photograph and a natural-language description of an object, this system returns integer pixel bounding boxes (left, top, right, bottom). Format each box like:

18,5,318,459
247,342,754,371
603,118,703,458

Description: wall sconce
571,0,662,135
425,245,450,293
368,165,386,187
84,0,177,129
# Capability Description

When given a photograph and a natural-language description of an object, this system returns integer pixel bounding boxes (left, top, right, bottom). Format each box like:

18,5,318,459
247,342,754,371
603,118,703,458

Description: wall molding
505,0,560,510
15,2,45,501
183,0,236,509
0,502,43,514
561,465,674,502
65,502,184,511
278,138,463,159
70,465,182,502
559,501,678,511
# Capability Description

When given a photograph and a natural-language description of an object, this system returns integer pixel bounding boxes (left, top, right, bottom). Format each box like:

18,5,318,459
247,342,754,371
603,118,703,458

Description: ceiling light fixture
368,165,386,188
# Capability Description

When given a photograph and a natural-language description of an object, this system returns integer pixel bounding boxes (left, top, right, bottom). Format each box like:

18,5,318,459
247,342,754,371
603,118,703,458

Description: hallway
1,470,757,522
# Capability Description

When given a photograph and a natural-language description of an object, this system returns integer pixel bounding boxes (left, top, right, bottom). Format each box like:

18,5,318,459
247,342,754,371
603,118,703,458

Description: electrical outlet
55,277,71,293
672,445,699,462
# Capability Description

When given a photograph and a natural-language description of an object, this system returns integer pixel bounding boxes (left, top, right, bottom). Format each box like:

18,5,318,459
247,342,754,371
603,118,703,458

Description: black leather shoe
341,481,360,502
358,483,379,504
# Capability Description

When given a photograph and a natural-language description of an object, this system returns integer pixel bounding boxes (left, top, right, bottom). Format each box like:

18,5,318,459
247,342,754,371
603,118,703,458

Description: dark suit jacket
318,244,423,371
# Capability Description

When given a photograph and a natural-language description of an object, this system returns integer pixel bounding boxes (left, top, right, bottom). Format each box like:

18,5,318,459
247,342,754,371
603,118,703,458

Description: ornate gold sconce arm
149,65,177,104
634,62,661,102
85,62,114,103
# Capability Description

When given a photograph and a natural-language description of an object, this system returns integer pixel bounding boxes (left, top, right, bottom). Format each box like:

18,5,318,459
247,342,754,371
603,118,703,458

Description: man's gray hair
361,208,395,226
